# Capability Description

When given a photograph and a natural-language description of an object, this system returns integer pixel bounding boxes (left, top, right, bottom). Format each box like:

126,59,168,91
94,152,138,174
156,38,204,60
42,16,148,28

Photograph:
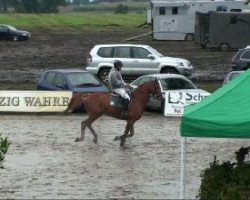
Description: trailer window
230,9,242,12
172,7,178,15
216,6,227,12
159,7,166,15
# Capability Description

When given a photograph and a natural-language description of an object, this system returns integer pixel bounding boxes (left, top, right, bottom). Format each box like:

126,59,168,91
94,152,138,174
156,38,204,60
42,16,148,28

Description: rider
108,60,131,118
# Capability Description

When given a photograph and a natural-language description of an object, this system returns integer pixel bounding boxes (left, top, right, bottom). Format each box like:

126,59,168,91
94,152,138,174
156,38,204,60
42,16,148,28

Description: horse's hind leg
75,113,102,143
87,113,102,143
88,124,98,144
75,119,89,142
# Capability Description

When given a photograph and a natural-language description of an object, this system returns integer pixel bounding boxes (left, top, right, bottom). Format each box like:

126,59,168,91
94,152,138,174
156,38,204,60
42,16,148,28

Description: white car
130,74,209,112
86,44,194,84
222,71,245,86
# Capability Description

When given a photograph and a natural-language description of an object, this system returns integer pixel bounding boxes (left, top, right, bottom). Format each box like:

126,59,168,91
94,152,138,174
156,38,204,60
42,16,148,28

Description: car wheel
201,39,208,48
185,34,194,41
220,43,229,52
98,68,110,85
162,68,178,74
205,41,210,49
12,35,18,41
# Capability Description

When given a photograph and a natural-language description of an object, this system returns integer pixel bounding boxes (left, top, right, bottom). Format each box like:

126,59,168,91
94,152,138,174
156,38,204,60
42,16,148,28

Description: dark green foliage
199,147,250,200
0,0,7,12
0,133,11,168
22,0,40,13
73,5,145,13
114,3,128,14
3,0,66,13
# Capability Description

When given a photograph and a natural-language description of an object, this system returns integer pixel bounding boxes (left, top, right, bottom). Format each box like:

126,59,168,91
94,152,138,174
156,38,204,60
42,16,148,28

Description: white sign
0,91,73,112
164,91,210,117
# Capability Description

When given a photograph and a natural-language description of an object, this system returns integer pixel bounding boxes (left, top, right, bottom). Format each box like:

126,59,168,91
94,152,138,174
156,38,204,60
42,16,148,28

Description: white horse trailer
150,0,249,40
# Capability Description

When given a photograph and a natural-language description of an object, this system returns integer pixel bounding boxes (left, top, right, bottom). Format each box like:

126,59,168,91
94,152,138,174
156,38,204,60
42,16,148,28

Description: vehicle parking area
0,26,236,86
0,113,248,199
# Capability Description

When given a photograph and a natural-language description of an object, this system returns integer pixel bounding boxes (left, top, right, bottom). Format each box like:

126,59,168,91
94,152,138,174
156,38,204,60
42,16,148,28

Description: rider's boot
121,99,130,119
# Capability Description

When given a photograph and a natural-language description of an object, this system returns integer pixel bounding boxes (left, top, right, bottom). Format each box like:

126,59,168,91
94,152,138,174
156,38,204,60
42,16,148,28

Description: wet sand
0,112,248,199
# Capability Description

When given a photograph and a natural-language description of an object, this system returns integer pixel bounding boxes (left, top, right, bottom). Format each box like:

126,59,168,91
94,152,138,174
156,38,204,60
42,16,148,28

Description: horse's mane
133,80,156,95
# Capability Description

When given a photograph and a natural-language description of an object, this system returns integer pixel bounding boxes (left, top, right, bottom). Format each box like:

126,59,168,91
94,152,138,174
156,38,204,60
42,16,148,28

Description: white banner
0,91,73,112
164,91,210,117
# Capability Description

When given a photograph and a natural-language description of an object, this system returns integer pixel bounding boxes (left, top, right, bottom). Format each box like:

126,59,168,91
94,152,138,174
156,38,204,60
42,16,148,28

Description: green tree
22,0,40,13
7,0,66,13
40,0,67,13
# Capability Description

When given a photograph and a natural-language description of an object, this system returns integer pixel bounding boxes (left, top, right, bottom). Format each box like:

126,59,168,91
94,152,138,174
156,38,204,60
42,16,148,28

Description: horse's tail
65,93,89,113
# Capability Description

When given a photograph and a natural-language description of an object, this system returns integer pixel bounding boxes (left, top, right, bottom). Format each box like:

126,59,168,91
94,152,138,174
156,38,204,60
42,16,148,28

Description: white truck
150,0,249,40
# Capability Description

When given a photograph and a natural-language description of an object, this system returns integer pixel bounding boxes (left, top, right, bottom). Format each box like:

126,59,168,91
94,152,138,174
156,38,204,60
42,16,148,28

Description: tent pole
180,137,187,199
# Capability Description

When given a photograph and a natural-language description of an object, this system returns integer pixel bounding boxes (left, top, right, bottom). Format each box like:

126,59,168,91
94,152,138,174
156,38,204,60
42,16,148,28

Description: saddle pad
110,95,123,108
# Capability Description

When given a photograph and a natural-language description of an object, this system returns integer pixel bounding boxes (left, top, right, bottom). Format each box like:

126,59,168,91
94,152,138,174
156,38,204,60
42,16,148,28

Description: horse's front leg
75,119,88,142
126,124,135,138
120,121,134,147
113,121,130,141
114,120,135,140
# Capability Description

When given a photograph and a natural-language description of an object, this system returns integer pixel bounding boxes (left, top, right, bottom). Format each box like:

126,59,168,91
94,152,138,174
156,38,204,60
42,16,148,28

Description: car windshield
67,72,101,87
230,72,242,80
160,78,196,90
232,49,244,62
223,71,243,85
147,46,163,57
6,25,17,31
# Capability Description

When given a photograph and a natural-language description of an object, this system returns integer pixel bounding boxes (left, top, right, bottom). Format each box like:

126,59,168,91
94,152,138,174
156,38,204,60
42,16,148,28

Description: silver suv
231,45,250,71
86,44,194,84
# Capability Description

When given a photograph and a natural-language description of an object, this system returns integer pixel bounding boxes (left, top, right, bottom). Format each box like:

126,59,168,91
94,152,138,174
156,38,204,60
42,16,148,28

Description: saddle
110,93,128,108
109,90,132,108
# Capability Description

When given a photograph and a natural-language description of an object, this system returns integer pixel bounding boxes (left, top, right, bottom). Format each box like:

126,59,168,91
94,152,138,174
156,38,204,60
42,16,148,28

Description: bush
0,133,11,169
198,147,250,199
114,3,128,14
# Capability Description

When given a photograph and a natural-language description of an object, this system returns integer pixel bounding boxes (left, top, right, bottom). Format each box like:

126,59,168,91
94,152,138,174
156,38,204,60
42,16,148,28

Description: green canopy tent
179,69,250,198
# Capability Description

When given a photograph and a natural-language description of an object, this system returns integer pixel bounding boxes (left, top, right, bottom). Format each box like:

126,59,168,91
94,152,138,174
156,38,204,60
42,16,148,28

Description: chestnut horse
66,80,161,147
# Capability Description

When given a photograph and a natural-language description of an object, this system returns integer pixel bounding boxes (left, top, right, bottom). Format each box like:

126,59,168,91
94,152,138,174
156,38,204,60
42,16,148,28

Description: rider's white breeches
113,88,130,101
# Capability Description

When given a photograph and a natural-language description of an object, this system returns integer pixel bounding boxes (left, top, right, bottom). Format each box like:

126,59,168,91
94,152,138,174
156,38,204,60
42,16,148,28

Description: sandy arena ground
0,112,248,199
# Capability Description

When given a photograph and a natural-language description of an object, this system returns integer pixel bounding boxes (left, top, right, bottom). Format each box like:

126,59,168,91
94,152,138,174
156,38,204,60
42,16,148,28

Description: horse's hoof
75,137,80,142
120,140,125,148
114,136,120,141
93,138,98,144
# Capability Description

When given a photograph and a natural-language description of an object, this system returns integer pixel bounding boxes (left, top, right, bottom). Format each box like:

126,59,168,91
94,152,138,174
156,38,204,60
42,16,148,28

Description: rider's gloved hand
126,84,134,90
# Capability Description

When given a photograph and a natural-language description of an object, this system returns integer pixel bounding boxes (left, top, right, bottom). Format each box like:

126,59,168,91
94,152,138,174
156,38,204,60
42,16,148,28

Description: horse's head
151,78,163,99
132,79,163,103
65,93,86,113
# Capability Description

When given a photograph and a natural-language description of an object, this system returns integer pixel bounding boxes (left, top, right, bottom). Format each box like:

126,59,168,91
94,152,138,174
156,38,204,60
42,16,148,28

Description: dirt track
0,26,236,85
1,113,249,199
